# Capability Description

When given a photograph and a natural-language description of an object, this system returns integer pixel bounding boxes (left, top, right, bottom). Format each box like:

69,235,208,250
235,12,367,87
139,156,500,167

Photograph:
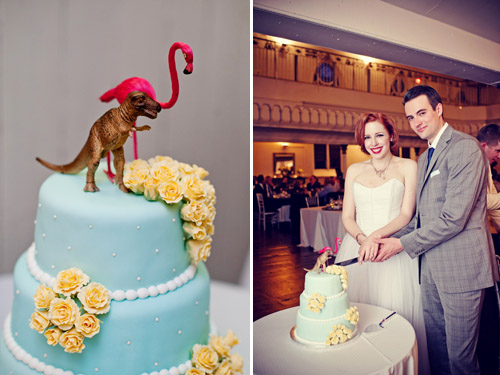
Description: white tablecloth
0,273,250,374
299,207,345,251
254,304,418,375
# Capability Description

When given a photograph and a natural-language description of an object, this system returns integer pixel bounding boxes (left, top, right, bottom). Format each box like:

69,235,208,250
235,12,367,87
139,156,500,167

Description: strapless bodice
353,178,404,235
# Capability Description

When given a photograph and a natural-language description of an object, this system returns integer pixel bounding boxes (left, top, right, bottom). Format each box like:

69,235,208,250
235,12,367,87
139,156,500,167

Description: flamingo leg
133,124,138,160
104,151,115,182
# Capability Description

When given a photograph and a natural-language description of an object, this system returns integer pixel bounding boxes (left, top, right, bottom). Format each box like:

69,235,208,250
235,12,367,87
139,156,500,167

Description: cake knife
335,257,358,267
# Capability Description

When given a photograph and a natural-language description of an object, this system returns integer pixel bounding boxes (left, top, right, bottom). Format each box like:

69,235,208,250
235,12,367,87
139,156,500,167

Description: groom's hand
372,238,403,262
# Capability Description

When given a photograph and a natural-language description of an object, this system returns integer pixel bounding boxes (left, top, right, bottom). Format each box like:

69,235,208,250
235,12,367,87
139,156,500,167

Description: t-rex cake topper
304,244,340,273
99,42,193,181
36,91,161,193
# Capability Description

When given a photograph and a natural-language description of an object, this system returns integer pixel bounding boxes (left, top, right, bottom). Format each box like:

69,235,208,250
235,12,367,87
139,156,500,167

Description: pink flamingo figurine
99,42,193,180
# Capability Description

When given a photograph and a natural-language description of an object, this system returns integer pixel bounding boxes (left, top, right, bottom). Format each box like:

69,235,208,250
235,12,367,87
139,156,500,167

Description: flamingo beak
183,63,193,75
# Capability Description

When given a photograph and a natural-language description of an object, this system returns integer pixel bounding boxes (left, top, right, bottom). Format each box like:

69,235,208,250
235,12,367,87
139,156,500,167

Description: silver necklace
371,156,392,179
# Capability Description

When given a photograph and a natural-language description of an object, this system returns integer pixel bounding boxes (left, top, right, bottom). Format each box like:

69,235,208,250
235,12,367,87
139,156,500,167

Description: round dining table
254,303,418,375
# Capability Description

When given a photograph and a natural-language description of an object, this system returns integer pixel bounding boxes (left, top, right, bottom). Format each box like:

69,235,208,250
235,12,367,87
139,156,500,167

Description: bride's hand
357,235,379,264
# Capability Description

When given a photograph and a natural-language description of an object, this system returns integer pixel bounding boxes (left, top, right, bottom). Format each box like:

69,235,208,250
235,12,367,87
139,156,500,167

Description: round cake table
254,303,418,375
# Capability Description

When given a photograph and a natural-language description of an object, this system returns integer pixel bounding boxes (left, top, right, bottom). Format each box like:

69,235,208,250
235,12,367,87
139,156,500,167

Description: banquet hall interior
253,1,500,372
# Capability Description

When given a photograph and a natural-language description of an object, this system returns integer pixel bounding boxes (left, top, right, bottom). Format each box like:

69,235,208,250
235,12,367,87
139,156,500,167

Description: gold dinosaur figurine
36,91,161,193
304,247,335,273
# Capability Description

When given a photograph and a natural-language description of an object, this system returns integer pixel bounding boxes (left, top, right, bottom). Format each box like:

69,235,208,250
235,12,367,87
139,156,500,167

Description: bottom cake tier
0,250,211,375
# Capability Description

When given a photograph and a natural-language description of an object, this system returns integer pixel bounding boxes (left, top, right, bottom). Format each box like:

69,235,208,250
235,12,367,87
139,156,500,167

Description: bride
335,112,429,374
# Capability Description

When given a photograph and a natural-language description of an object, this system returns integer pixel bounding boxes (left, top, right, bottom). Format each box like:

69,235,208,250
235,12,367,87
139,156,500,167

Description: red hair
354,113,399,155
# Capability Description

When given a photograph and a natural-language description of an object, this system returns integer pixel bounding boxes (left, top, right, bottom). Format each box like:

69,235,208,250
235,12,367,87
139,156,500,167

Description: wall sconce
279,142,289,149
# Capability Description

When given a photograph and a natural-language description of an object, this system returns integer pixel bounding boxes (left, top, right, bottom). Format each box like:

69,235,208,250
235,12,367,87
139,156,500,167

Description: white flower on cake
191,330,243,374
59,328,85,353
29,310,51,333
324,265,348,290
48,298,80,331
326,324,353,346
33,284,56,310
158,180,184,204
53,267,89,297
345,306,359,325
123,156,216,264
307,292,326,313
74,313,101,338
29,267,111,353
77,282,111,315
44,327,62,346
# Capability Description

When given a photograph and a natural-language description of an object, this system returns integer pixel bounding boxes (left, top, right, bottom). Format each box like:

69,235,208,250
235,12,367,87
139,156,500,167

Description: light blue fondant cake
295,266,359,346
0,166,214,375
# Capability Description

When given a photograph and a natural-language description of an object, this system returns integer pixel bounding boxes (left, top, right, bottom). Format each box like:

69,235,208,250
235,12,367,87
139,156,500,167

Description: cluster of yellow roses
345,306,359,325
123,156,216,264
307,292,326,313
325,324,354,346
187,330,243,375
29,267,110,353
324,264,349,290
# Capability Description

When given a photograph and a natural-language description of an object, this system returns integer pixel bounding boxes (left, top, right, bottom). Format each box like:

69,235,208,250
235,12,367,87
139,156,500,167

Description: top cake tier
33,168,189,291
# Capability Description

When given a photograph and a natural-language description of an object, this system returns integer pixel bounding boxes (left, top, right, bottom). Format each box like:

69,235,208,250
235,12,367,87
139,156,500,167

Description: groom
374,85,499,375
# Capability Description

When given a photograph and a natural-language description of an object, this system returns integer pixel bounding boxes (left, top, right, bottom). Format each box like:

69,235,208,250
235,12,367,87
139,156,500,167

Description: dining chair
256,193,278,231
305,195,319,208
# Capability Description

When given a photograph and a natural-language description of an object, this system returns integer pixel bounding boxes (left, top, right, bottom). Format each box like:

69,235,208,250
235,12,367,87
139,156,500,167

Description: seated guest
264,175,275,199
290,179,307,195
276,176,290,194
306,175,322,195
318,177,339,204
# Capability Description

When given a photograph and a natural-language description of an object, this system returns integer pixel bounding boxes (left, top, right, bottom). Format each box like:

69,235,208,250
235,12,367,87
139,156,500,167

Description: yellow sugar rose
178,162,195,177
29,310,50,333
75,313,101,338
158,180,184,204
77,282,110,315
182,175,206,201
124,168,149,194
203,180,216,204
124,159,150,173
53,267,89,297
44,327,62,346
224,330,239,348
148,155,175,165
186,238,212,264
181,201,209,226
48,297,80,330
150,162,179,182
206,203,216,224
209,334,230,357
192,344,219,373
193,164,209,179
33,284,56,310
143,175,160,201
230,353,244,373
183,222,208,241
214,360,232,375
186,369,205,375
59,328,85,353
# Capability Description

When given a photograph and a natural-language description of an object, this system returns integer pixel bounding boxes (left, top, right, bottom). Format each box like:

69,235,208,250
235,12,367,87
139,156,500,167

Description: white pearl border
26,243,197,301
297,309,352,323
2,313,193,375
303,289,346,300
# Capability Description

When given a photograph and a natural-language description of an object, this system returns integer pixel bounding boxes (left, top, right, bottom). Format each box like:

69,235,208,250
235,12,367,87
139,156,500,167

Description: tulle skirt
336,233,430,375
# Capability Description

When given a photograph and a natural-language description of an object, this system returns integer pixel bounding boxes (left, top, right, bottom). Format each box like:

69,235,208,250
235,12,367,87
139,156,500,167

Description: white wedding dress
335,178,429,375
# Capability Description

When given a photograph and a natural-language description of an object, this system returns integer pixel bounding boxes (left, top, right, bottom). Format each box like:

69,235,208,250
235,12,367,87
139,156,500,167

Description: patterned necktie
426,147,435,171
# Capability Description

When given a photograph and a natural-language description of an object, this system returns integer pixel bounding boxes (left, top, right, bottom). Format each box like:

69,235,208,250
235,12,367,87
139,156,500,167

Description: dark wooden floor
253,221,318,321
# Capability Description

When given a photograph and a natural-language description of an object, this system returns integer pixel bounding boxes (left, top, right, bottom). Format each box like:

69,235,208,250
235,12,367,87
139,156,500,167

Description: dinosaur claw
84,183,100,192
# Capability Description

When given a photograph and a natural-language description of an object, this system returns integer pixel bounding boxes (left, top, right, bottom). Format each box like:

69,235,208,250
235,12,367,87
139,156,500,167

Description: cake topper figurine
36,91,161,193
99,42,193,181
304,246,337,273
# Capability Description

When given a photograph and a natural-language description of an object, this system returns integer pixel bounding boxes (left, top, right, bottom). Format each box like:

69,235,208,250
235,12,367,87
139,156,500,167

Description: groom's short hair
403,85,442,111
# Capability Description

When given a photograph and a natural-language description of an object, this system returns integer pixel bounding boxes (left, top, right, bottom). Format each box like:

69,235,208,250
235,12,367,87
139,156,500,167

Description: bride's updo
354,112,399,155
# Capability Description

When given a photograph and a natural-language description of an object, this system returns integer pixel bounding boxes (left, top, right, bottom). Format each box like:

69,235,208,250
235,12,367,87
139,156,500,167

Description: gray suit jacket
398,125,499,293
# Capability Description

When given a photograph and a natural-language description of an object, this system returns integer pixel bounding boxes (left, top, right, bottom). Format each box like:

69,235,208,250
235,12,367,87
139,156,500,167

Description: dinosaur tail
36,140,91,174
99,88,116,103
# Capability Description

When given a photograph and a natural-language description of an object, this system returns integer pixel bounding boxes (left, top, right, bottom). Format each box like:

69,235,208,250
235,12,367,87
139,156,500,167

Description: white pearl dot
51,265,55,269
14,332,18,336
38,203,42,207
53,215,57,220
34,220,37,225
155,249,159,254
89,225,93,229
127,340,131,345
15,290,19,295
183,236,186,241
155,362,159,366
95,368,99,372
43,353,47,358
137,276,141,281
112,252,117,257
178,330,182,335
42,233,46,238
195,301,199,305
172,268,176,273
136,225,141,230
67,246,72,251
205,310,209,315
155,317,159,322
172,218,176,222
